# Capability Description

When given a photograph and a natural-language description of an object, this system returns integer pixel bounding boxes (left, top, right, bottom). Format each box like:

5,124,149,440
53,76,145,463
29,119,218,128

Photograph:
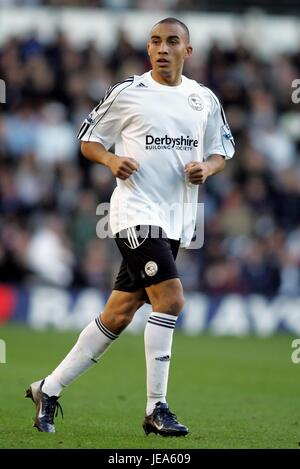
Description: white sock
42,316,118,397
144,312,177,416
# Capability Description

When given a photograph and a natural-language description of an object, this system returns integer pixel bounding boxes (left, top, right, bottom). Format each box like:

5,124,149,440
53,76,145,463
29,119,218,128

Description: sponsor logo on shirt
145,134,198,151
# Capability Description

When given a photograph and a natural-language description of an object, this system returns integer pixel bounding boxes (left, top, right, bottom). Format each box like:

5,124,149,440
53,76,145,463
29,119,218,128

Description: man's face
147,23,192,78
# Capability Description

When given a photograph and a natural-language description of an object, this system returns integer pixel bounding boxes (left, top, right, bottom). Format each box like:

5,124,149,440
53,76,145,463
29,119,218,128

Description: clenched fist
184,162,210,185
109,156,140,180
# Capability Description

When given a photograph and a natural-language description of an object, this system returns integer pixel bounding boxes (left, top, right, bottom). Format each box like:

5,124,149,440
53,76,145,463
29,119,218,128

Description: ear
185,45,193,58
147,42,150,56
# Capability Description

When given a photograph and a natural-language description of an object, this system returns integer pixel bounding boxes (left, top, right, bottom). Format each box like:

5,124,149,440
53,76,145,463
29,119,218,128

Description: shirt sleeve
77,77,134,149
203,90,235,160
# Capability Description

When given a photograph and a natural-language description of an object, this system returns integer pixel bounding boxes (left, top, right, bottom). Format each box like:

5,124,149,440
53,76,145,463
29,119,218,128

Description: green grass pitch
0,324,299,449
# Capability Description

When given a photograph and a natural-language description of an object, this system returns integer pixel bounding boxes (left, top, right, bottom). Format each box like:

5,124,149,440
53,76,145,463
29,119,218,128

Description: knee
167,294,185,315
100,311,131,335
154,293,185,316
102,298,145,332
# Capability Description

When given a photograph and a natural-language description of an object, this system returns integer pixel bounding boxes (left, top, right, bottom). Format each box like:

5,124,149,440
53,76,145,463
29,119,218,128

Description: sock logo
155,355,170,362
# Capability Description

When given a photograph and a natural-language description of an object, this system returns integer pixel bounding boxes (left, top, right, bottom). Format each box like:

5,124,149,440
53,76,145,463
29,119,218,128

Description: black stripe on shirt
78,77,134,141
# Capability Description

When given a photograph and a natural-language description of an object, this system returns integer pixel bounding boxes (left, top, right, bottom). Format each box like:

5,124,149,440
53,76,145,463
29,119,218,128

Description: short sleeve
203,91,235,160
77,77,134,150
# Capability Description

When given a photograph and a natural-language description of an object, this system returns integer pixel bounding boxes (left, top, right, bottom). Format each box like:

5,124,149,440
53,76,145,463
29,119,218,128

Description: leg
113,226,188,435
26,289,145,432
144,278,184,410
44,288,145,393
143,278,188,436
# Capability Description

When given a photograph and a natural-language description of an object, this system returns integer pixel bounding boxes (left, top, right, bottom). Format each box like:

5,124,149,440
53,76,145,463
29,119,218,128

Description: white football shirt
78,71,234,247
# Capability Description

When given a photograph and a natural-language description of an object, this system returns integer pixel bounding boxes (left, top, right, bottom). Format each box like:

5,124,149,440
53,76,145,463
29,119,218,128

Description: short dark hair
153,17,190,42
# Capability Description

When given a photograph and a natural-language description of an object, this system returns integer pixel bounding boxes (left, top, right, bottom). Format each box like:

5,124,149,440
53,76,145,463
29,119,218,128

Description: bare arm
184,154,226,185
81,141,139,180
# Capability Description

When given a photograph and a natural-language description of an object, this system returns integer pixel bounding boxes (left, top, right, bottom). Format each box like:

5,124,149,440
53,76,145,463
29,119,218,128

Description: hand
109,156,139,180
184,162,211,185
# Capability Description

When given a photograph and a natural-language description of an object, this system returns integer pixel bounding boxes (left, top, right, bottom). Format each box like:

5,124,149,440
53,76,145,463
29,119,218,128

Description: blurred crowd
0,0,297,14
1,28,300,296
0,0,192,9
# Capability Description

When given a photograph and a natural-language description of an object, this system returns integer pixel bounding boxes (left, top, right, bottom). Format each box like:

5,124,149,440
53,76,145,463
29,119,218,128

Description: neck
151,69,182,86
